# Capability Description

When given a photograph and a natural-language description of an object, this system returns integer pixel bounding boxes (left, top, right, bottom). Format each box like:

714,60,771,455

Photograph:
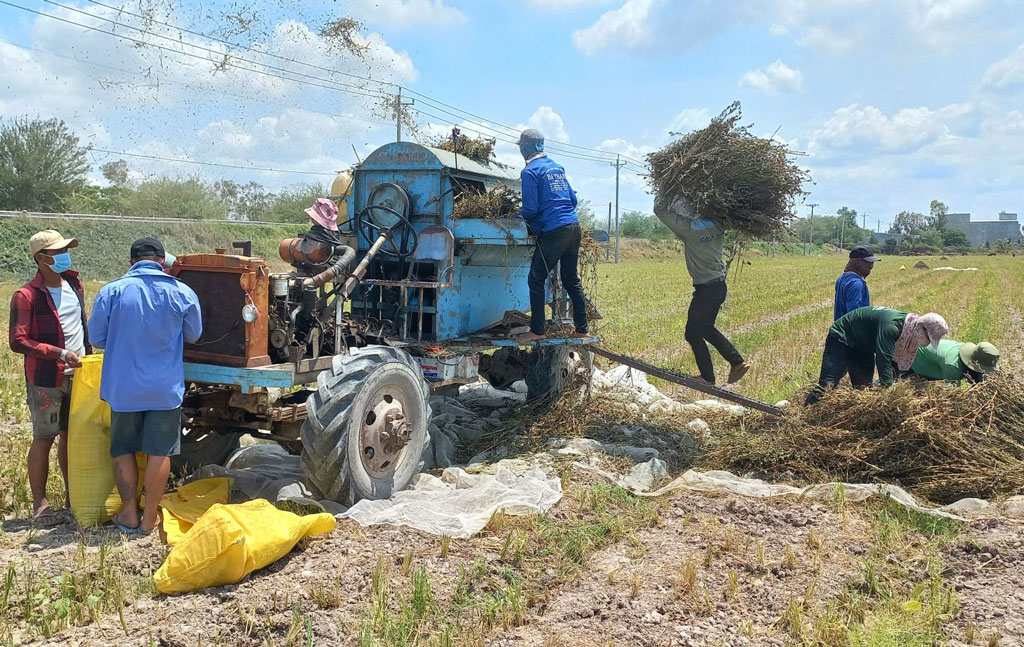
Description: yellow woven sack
160,477,233,546
153,499,336,595
68,355,146,526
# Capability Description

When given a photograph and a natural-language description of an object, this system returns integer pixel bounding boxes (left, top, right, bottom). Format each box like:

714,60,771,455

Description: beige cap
29,230,79,256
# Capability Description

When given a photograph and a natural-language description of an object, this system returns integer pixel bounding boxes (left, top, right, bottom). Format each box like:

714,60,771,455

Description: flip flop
31,506,63,528
111,512,141,534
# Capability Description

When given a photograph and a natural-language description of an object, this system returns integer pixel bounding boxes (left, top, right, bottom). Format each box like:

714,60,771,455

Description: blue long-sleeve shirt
88,261,202,411
833,272,870,320
518,155,579,234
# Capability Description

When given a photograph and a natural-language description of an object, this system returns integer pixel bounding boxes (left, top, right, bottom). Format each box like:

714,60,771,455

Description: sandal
32,506,63,528
112,512,141,534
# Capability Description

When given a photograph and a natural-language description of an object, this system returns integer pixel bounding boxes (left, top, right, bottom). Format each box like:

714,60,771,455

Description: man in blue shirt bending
89,238,202,534
833,245,881,320
515,128,589,342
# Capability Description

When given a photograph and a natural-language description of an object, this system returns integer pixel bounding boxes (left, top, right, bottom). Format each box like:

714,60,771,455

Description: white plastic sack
339,464,562,538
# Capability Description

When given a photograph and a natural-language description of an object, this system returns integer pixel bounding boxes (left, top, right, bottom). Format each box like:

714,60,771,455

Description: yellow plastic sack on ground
161,478,233,546
153,499,336,595
68,355,146,527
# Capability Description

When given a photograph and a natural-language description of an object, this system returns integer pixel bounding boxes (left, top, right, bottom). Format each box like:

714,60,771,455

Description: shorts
27,378,73,439
110,408,182,457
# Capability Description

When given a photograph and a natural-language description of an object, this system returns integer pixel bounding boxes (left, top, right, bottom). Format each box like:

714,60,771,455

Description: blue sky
1,0,1023,229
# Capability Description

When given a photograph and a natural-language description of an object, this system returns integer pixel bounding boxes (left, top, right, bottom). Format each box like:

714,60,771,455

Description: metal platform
184,357,332,393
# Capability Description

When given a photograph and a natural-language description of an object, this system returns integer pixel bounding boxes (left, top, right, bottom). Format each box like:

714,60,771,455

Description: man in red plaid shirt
8,230,91,526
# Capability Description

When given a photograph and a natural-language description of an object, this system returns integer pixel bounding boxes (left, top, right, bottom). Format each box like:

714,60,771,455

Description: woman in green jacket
805,306,948,405
908,339,999,385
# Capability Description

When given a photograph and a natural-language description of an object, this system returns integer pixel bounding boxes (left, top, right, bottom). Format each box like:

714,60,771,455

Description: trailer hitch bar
586,345,784,417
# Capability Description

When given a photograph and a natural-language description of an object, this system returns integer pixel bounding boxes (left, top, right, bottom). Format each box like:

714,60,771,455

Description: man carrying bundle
646,102,808,386
908,339,999,385
805,306,948,405
653,193,750,385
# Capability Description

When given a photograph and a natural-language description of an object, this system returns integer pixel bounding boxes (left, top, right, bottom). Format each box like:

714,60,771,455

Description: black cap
849,245,881,262
130,237,165,260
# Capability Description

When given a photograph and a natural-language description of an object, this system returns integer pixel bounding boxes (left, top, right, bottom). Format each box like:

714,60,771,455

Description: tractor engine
268,232,357,363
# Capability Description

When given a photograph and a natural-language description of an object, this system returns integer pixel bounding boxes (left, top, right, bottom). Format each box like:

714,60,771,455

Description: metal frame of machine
174,142,595,503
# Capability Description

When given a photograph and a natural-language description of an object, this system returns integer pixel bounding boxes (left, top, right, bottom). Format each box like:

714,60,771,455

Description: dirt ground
2,477,1021,647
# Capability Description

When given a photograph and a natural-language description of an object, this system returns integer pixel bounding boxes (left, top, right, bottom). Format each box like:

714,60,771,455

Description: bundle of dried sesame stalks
647,102,810,239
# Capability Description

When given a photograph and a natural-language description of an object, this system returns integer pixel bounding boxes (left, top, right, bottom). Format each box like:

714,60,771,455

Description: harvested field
2,254,1024,646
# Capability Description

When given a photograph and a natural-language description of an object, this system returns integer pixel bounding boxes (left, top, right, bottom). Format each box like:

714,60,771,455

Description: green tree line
0,116,328,223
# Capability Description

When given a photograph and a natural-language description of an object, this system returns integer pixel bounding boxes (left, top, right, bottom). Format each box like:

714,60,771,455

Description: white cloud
741,60,804,93
596,137,652,160
347,0,467,28
572,0,1007,57
516,0,613,10
981,43,1024,90
526,106,570,143
667,108,711,134
809,102,973,156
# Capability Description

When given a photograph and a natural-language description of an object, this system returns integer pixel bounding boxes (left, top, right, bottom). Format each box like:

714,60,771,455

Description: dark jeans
686,279,743,384
804,335,875,405
529,224,588,335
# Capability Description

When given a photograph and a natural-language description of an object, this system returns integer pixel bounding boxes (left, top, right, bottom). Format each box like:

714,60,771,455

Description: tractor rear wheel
300,346,431,505
525,345,571,402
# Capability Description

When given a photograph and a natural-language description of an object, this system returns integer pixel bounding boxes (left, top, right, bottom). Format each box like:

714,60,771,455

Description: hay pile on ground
698,377,1024,503
646,102,810,238
432,133,496,163
452,185,521,220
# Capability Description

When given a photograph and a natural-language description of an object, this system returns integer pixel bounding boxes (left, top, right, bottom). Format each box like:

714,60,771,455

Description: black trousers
528,224,588,335
685,279,743,383
804,334,875,405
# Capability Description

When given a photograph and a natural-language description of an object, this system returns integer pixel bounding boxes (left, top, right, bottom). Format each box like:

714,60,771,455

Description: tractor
172,142,595,505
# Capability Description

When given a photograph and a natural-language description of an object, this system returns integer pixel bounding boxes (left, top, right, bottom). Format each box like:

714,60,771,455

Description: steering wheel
357,203,418,258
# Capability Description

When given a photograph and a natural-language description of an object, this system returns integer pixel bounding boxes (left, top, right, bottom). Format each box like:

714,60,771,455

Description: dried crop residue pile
432,132,496,163
452,185,522,220
698,377,1024,503
647,102,809,238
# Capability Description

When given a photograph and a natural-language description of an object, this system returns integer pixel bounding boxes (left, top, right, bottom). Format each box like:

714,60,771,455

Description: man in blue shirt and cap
89,237,202,533
514,128,589,342
834,245,881,320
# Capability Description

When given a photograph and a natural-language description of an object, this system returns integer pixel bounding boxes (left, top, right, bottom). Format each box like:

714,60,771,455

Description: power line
0,1,388,101
38,0,390,98
82,0,393,90
73,0,645,166
4,0,650,174
410,106,641,167
87,147,339,176
405,90,647,165
0,37,393,130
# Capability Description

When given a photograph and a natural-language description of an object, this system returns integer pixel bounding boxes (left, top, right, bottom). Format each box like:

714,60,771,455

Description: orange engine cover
170,252,271,368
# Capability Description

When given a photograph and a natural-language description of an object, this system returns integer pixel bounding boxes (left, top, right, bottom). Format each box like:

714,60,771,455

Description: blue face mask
520,141,543,160
48,252,72,273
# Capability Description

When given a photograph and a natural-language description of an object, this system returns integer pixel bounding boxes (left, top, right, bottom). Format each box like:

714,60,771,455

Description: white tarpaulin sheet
338,464,562,538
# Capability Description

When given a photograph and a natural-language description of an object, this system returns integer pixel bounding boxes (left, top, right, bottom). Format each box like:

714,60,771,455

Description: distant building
946,211,1022,247
873,211,1022,249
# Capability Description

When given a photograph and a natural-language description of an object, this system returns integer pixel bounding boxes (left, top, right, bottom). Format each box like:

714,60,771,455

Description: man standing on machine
515,128,589,342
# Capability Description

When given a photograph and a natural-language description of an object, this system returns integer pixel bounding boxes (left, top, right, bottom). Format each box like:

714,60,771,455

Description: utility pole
612,154,626,264
806,203,819,255
395,87,402,142
394,87,414,142
606,202,612,261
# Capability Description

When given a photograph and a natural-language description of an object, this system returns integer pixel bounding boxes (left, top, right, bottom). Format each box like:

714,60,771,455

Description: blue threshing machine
175,142,595,504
